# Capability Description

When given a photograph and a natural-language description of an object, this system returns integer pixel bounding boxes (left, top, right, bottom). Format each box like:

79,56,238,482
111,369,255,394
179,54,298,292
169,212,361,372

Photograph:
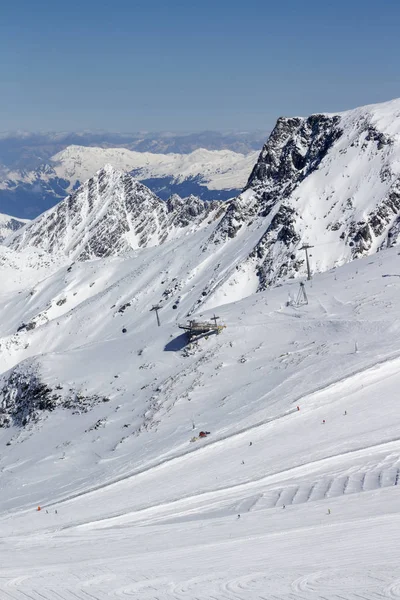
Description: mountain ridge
6,164,224,259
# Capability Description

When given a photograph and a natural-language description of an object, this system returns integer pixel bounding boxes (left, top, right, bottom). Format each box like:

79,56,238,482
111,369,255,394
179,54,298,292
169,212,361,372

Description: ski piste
2,97,400,597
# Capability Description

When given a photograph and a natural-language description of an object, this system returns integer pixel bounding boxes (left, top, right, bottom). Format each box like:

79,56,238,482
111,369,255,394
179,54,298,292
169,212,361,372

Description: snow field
1,232,400,596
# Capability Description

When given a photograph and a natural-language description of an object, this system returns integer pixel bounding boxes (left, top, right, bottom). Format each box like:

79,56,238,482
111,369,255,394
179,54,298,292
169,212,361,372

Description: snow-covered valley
2,98,400,598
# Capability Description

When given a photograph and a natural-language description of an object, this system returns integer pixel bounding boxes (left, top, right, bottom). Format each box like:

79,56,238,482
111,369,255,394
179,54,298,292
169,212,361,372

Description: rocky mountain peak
6,165,223,260
245,113,343,196
203,99,400,290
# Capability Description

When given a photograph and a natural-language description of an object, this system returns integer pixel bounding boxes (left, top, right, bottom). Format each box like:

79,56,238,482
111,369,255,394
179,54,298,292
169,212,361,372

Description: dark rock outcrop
0,367,110,428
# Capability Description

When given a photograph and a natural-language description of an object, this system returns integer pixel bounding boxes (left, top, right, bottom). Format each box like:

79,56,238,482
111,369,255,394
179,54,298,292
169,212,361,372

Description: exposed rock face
205,99,400,288
6,166,223,260
0,365,110,428
210,114,343,246
246,114,342,192
165,193,223,229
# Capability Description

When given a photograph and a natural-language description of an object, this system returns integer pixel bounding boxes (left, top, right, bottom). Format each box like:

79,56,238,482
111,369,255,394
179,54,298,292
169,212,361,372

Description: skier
237,514,241,519
249,442,253,446
327,508,331,515
322,419,326,424
344,410,347,416
282,504,286,509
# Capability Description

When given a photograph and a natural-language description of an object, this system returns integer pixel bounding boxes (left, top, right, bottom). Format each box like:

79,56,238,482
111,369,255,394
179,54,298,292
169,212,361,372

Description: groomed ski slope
1,245,400,597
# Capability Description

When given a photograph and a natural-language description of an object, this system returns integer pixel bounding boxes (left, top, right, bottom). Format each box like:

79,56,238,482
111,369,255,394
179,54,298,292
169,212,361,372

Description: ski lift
287,282,308,307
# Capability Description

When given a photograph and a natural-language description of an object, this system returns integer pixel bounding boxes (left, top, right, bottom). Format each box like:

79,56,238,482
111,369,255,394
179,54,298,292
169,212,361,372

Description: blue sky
1,0,399,132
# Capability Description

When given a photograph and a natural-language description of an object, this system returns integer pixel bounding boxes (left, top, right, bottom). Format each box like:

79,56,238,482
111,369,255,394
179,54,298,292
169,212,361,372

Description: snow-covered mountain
0,145,257,218
8,99,400,305
207,99,400,288
6,165,223,259
4,99,400,595
0,129,266,167
0,212,28,242
7,101,400,306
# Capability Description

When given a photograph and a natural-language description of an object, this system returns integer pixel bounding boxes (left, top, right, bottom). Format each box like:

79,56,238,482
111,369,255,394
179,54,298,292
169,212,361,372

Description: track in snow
3,569,400,600
253,466,400,511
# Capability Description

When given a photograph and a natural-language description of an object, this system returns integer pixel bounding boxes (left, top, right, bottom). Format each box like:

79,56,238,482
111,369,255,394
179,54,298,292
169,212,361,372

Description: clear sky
1,0,399,132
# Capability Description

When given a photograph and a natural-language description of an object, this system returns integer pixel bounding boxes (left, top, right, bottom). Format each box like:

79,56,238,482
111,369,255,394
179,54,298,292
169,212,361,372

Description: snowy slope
0,212,28,242
1,237,400,596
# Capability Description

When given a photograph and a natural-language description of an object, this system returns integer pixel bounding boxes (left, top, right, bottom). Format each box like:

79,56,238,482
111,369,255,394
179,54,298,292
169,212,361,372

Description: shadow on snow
164,333,188,352
164,330,220,352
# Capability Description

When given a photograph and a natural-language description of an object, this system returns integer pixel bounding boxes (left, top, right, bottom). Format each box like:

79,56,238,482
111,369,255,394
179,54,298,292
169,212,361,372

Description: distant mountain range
0,130,267,171
0,138,261,218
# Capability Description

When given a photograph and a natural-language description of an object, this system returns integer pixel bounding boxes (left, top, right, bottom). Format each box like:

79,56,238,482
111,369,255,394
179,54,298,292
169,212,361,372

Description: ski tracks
290,569,400,600
3,570,400,600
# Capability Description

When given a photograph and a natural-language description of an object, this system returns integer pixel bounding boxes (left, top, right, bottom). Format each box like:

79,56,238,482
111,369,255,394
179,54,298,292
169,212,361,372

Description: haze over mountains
2,98,400,597
0,130,266,166
1,146,257,218
0,131,265,217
